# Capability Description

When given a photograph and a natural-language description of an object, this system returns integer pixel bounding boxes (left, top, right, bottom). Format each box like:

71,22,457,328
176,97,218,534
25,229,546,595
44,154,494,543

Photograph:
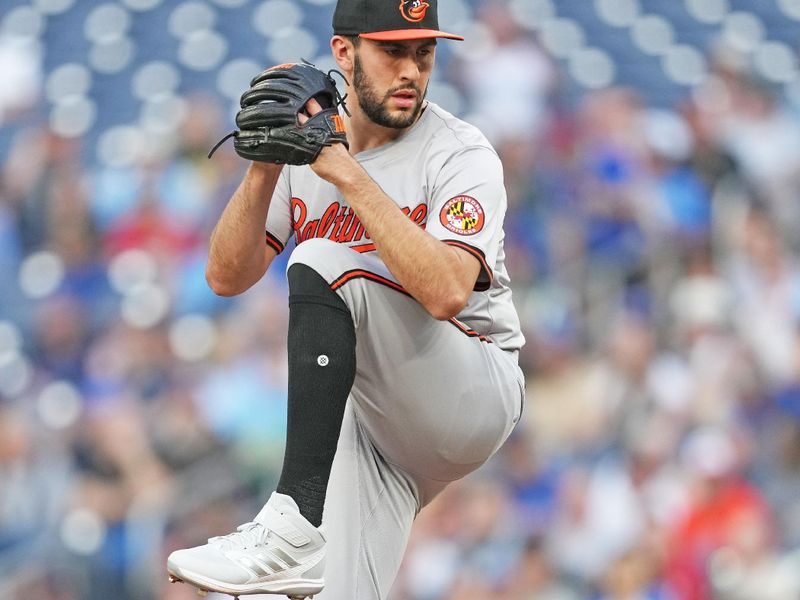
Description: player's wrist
248,161,284,178
326,150,366,191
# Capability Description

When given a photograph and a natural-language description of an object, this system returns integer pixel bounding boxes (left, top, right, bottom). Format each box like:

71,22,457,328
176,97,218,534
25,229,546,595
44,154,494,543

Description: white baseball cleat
167,492,325,599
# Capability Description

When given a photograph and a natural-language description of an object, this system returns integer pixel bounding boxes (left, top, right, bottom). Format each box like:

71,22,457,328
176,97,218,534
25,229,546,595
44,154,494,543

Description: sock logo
317,355,329,366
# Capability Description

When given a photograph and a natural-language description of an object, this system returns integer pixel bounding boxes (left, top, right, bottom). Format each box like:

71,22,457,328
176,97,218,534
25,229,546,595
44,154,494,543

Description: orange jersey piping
329,269,492,344
265,230,285,254
443,240,492,292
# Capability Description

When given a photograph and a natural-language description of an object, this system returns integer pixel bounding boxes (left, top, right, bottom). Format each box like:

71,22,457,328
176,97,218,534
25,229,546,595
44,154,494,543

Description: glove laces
207,131,236,159
298,58,350,117
325,67,351,117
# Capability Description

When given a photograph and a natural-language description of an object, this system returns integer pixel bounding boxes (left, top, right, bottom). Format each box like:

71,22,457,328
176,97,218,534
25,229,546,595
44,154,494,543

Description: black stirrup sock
276,263,356,527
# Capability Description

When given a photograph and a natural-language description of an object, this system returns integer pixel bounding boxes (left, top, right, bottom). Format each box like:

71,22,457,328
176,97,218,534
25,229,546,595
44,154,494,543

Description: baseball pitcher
167,0,525,598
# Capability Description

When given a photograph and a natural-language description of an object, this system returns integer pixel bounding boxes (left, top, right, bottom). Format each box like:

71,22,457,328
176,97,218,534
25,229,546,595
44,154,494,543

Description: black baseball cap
333,0,464,41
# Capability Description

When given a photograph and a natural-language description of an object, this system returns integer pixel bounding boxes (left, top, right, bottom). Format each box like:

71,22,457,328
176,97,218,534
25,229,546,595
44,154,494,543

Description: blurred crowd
3,2,800,600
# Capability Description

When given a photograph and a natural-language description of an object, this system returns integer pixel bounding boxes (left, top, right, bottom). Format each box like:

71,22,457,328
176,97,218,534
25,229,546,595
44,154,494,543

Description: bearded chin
353,55,425,129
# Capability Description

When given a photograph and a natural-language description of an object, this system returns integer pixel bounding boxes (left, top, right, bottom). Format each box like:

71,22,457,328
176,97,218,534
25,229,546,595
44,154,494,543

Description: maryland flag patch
440,195,485,236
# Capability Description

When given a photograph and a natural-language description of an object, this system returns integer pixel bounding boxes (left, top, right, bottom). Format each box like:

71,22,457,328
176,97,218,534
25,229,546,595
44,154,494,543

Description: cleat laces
208,522,269,551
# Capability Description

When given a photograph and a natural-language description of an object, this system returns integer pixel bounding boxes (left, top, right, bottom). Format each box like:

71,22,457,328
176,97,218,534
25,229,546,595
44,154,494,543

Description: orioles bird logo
400,0,429,22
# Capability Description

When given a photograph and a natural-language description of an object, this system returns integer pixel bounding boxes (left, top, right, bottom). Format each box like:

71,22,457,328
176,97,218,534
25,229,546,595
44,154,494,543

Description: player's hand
299,98,354,185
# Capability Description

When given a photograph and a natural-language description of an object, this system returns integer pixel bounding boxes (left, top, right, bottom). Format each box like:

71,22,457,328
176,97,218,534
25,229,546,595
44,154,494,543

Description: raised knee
287,238,346,274
287,263,351,314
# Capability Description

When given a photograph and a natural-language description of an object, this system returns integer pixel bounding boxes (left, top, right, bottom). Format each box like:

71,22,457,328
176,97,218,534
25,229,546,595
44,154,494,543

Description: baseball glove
208,62,350,165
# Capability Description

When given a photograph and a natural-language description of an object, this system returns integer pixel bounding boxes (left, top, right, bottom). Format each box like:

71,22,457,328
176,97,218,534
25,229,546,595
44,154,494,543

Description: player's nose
398,56,421,83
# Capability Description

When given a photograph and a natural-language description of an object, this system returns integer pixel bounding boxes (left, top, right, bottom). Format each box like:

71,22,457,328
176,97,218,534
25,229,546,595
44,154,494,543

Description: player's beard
353,52,426,129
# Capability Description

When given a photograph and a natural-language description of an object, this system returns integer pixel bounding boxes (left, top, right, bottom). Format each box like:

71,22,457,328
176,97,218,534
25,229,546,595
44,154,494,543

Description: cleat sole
167,567,321,598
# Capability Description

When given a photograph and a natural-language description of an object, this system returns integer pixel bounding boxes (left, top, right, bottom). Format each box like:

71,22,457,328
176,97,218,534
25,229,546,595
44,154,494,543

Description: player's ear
331,35,355,74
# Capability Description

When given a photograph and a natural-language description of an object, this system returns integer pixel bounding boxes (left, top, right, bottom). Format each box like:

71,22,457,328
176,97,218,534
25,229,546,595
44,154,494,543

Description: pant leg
315,402,419,600
285,239,525,598
288,239,524,485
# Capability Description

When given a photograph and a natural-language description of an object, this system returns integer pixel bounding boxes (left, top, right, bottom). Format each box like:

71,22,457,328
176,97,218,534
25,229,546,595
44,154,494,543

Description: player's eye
418,44,435,57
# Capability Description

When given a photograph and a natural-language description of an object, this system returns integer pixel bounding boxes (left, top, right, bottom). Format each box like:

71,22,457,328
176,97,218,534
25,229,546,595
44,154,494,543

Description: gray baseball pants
254,238,524,600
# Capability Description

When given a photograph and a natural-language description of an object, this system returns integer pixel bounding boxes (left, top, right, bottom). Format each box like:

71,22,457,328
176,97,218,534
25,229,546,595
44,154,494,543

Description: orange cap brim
359,29,464,41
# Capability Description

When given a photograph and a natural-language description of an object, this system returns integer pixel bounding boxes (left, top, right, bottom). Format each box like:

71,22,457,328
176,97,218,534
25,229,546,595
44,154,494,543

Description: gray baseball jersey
252,101,526,600
264,101,524,352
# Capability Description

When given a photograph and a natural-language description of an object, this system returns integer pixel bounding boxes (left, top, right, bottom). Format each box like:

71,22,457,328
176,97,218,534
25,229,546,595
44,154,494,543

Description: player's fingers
305,98,323,115
298,98,322,125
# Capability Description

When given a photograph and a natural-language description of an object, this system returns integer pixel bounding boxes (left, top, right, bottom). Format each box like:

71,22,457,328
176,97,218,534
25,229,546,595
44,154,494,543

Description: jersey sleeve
427,146,507,292
264,168,293,254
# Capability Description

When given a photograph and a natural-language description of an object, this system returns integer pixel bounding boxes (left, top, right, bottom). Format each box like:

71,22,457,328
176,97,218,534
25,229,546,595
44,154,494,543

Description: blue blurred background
2,0,800,599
